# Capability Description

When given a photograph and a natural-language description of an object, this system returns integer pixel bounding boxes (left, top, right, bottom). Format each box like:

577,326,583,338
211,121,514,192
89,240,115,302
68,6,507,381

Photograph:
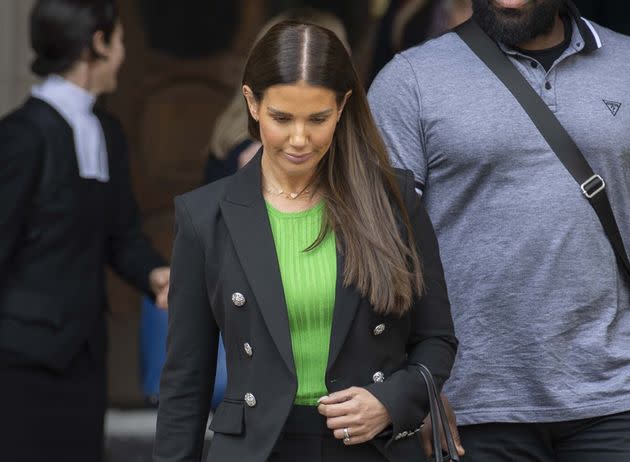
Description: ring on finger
343,427,351,440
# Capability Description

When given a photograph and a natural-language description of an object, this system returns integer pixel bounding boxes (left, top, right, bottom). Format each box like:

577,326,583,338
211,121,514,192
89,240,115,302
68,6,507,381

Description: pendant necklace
262,172,313,200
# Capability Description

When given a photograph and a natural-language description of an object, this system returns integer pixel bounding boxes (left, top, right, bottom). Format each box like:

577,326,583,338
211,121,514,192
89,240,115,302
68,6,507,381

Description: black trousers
458,410,630,462
269,405,388,462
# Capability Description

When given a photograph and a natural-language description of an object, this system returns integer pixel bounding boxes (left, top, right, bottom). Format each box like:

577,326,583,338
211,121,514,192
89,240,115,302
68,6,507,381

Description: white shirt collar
32,74,96,118
31,75,110,183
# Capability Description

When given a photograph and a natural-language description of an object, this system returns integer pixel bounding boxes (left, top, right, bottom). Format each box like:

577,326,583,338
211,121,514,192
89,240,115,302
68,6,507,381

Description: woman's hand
317,387,392,445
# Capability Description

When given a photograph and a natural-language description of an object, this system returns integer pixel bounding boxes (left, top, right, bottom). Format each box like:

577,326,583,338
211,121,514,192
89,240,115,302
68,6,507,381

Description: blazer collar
223,147,264,206
220,151,361,377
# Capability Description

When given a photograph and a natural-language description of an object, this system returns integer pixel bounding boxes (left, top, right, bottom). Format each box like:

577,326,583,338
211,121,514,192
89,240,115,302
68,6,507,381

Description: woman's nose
289,124,307,148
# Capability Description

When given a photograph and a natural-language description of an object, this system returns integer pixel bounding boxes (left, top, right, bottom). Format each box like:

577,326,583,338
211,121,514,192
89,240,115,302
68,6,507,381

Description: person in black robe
0,1,169,460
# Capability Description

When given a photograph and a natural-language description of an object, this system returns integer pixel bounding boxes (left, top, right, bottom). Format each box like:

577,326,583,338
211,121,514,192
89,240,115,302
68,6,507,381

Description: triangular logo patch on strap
603,99,621,116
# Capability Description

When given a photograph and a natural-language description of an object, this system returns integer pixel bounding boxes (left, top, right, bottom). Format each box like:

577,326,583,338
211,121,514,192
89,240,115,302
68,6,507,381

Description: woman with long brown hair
154,21,457,462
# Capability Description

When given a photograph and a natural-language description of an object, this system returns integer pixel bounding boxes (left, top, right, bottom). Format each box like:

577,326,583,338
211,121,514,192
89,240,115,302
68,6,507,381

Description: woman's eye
272,116,290,123
310,117,327,124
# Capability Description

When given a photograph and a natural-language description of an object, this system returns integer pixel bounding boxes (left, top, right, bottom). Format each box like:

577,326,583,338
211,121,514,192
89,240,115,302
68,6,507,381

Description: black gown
0,97,165,461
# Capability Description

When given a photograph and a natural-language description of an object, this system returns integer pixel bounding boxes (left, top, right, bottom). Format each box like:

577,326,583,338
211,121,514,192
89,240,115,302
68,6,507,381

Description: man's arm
368,53,429,194
369,56,465,457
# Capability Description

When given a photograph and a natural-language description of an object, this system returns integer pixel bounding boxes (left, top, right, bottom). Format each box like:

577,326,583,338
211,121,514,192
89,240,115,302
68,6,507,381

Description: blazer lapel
220,152,296,376
327,250,361,373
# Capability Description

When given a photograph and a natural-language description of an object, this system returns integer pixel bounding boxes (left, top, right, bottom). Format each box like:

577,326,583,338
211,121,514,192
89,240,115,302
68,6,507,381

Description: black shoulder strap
455,19,630,280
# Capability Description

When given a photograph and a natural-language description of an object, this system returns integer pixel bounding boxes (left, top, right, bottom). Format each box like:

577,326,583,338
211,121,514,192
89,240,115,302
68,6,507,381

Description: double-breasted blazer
154,152,458,462
0,97,165,369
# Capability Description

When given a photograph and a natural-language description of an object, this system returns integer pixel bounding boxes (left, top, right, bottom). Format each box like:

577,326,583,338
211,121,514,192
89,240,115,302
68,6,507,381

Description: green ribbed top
266,201,336,406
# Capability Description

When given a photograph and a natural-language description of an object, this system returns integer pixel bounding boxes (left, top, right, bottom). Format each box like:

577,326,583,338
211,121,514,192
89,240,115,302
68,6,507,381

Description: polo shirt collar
565,0,602,52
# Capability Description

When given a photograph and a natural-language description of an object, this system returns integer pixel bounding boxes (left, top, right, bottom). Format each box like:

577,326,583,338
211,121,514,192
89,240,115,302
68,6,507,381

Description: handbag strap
415,363,460,462
454,19,630,280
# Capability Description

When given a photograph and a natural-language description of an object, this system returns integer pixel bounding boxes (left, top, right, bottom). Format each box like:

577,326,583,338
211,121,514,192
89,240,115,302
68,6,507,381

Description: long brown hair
242,22,423,316
207,8,349,160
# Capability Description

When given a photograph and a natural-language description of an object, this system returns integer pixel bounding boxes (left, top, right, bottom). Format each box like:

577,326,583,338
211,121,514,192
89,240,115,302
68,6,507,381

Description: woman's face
244,81,350,181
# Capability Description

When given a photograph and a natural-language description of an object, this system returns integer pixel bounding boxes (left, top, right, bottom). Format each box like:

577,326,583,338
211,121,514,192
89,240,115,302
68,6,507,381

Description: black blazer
154,153,457,462
0,97,164,369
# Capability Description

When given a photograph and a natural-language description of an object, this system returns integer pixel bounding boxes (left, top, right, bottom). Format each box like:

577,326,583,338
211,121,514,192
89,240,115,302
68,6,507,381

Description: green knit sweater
266,201,336,405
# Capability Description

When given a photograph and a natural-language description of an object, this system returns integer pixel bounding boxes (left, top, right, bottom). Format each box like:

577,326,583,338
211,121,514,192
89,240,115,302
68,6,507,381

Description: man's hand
317,387,391,445
149,266,170,309
420,393,465,458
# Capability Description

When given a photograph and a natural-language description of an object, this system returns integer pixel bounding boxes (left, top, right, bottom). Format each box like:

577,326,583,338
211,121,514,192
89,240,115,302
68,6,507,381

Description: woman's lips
284,152,313,164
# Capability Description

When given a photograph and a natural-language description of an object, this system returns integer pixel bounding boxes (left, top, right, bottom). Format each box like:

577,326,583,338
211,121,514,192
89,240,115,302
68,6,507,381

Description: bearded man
369,1,630,461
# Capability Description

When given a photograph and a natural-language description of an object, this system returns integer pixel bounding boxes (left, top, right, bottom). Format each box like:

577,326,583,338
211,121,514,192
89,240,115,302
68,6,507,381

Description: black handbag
454,19,630,281
414,363,460,462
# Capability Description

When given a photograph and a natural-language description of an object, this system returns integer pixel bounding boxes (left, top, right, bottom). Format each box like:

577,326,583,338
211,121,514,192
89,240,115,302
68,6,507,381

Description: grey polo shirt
369,11,630,424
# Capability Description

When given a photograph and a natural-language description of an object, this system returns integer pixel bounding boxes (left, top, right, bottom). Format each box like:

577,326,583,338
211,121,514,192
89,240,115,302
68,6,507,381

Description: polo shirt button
531,61,538,68
545,82,552,90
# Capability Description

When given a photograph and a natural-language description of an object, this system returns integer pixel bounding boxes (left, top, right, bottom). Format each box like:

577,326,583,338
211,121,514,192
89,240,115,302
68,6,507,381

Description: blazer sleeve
103,115,165,294
364,169,458,446
154,196,219,462
0,114,44,285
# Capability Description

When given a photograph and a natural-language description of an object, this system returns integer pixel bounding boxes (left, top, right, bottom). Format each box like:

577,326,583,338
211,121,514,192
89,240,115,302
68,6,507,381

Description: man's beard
471,0,564,47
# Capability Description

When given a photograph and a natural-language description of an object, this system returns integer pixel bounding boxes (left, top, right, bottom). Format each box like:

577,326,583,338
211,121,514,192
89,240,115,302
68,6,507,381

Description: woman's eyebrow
267,107,333,117
267,107,290,117
310,109,333,117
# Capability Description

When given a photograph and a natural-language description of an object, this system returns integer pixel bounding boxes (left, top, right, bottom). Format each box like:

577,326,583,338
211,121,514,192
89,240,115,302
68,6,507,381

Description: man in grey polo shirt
369,0,630,460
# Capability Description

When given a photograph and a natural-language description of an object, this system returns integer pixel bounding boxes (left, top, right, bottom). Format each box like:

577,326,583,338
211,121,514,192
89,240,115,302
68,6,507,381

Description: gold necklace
262,173,313,200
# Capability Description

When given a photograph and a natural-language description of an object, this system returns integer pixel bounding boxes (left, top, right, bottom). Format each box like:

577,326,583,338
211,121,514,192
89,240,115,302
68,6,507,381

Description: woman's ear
242,85,260,122
337,90,353,122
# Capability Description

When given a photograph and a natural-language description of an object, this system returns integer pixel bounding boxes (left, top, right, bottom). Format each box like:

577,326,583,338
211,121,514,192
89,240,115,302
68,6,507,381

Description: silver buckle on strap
581,174,605,199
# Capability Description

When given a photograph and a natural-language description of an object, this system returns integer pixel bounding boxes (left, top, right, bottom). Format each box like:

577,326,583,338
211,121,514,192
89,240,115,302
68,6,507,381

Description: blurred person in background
203,7,349,185
0,1,169,460
369,0,472,83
